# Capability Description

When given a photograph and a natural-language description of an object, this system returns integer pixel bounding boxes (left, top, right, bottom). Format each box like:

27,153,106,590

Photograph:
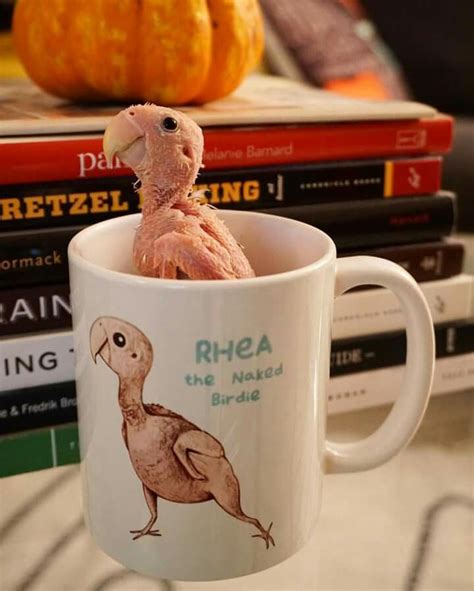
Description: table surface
1,390,473,591
1,236,473,591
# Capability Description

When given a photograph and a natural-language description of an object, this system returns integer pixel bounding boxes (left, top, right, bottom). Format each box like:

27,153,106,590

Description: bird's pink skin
103,105,255,280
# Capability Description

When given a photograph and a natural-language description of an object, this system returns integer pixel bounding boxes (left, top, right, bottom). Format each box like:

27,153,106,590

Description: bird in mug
103,104,255,280
90,316,275,548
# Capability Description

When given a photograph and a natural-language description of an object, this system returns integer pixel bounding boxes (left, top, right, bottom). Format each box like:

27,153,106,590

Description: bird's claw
251,522,275,549
130,528,161,540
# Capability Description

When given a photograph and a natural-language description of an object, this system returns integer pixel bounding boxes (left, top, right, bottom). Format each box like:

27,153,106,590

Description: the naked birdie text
184,334,284,407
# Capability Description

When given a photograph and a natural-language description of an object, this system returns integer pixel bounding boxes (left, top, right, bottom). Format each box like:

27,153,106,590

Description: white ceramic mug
68,210,434,582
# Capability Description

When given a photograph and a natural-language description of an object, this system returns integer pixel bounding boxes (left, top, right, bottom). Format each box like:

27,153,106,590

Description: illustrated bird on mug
103,104,255,280
90,316,275,548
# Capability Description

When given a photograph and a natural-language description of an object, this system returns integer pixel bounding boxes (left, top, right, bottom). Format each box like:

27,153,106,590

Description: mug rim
68,210,337,290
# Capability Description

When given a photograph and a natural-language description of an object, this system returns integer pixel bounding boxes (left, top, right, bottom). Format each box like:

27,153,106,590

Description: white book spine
332,274,473,339
328,353,474,414
0,331,74,391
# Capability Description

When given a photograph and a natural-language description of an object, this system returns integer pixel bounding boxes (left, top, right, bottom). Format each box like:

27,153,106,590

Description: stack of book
1,75,472,477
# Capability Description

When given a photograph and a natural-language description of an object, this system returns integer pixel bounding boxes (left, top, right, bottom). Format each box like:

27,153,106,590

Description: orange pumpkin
12,0,264,105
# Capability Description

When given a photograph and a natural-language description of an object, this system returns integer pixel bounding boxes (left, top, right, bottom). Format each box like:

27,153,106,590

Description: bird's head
103,104,204,203
90,317,153,380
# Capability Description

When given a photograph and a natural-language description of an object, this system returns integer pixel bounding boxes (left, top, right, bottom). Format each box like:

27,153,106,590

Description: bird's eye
112,332,126,348
161,116,179,133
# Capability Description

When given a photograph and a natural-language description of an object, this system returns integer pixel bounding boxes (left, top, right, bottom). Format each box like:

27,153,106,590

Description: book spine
197,156,442,205
341,239,465,283
0,222,465,296
0,191,455,245
0,226,81,289
331,320,474,377
0,157,442,232
0,331,75,391
2,237,460,294
328,353,474,414
0,179,141,232
258,193,456,249
333,274,473,339
0,381,77,436
0,284,70,337
0,117,453,184
0,423,79,477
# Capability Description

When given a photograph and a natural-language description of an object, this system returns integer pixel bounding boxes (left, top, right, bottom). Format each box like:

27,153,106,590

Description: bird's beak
103,111,145,167
90,318,110,364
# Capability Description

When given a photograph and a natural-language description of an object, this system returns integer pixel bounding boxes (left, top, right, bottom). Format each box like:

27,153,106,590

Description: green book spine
0,423,79,478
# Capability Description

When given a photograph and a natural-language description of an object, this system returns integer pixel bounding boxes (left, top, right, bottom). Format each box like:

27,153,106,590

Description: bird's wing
173,429,225,480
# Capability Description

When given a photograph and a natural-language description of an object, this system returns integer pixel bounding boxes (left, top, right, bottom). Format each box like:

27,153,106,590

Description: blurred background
261,0,474,232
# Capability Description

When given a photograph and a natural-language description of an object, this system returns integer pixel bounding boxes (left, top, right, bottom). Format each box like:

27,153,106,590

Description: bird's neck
118,377,147,427
140,181,191,215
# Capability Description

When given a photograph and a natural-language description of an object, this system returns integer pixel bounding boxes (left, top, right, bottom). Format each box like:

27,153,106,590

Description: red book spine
388,157,442,196
0,116,453,185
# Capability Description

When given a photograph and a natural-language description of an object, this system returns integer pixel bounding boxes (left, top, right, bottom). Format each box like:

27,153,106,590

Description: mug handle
325,256,435,474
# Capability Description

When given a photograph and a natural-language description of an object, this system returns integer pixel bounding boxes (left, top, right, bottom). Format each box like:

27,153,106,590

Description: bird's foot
130,528,161,540
252,522,275,549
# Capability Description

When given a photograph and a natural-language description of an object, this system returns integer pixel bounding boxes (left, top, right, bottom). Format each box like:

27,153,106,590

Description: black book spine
197,159,438,206
0,284,71,337
0,381,77,435
0,226,81,288
0,157,440,231
341,240,465,282
259,193,456,249
0,178,140,232
0,194,464,289
330,320,474,377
